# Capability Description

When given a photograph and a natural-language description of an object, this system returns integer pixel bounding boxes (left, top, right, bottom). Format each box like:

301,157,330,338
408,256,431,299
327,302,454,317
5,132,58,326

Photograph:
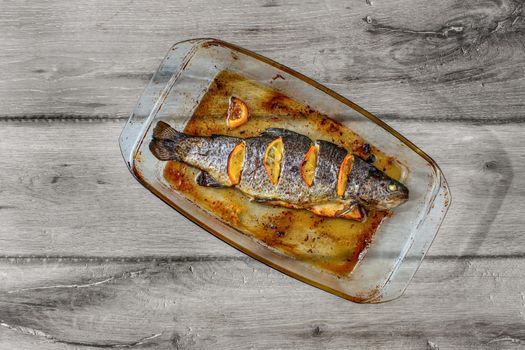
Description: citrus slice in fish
264,137,284,185
226,96,249,129
227,141,246,185
301,144,318,187
337,154,354,197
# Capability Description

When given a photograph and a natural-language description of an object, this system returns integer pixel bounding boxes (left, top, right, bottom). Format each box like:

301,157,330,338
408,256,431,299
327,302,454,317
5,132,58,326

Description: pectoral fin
252,198,366,222
337,204,366,222
308,201,366,222
196,171,226,188
252,198,302,209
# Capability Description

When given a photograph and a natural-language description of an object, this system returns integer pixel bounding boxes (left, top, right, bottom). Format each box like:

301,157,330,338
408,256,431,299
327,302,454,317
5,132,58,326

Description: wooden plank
0,120,522,258
0,120,238,258
0,0,523,123
1,1,524,348
0,257,524,349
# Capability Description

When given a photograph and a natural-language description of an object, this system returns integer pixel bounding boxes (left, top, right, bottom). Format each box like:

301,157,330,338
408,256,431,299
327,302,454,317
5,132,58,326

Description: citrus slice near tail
264,137,284,185
227,142,246,185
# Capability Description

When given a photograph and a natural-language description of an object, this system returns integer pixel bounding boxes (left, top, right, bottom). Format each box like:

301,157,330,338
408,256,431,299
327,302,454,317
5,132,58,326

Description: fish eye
387,183,397,192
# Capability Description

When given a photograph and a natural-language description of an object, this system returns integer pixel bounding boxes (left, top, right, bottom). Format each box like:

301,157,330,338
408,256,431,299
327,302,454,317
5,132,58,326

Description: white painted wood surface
0,0,524,349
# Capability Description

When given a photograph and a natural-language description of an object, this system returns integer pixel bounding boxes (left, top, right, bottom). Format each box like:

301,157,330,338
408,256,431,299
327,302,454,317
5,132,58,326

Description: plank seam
0,255,250,263
1,114,524,124
0,255,523,263
0,114,129,122
377,114,525,125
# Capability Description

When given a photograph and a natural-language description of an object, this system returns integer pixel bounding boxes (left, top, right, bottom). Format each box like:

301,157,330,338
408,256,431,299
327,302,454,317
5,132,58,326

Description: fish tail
149,121,185,161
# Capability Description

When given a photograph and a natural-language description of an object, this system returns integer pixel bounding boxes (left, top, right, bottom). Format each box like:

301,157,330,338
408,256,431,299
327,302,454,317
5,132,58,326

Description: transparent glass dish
119,38,450,303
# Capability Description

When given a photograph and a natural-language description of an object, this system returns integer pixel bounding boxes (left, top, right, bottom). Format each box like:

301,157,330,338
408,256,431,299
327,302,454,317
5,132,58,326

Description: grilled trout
149,121,408,221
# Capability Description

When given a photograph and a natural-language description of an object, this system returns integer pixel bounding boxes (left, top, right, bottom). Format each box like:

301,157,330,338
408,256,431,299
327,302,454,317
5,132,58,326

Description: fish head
369,177,409,210
352,159,409,210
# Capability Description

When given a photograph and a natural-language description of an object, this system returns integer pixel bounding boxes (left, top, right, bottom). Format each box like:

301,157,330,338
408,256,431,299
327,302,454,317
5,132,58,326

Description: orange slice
337,154,354,197
301,144,318,187
227,142,245,185
263,137,284,185
226,96,249,129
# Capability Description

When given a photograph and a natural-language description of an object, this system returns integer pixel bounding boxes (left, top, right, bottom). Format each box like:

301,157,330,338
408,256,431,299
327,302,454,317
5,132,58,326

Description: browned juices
162,71,404,277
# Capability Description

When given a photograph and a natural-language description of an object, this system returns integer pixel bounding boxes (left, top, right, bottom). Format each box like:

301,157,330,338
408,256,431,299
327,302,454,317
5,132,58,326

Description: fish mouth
382,190,409,210
383,197,408,209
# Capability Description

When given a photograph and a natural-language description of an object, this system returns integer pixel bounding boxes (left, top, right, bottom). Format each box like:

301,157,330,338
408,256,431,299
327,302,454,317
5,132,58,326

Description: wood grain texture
1,257,524,349
0,0,524,123
0,121,522,258
1,0,524,349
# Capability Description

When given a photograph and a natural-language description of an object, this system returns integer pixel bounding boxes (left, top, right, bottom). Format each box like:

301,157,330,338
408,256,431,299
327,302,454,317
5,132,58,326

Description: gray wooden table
1,1,524,349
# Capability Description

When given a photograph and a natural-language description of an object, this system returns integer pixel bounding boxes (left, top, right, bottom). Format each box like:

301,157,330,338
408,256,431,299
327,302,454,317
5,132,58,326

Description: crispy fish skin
272,129,313,204
149,122,240,186
177,135,241,186
237,128,312,205
235,132,277,198
149,121,409,219
312,140,348,201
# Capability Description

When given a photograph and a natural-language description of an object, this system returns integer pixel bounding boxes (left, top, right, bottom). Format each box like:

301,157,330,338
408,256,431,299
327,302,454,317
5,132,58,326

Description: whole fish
149,121,408,221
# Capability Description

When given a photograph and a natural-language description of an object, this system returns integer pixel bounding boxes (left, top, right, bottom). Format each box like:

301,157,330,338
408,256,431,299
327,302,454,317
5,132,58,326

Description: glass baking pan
119,38,450,303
